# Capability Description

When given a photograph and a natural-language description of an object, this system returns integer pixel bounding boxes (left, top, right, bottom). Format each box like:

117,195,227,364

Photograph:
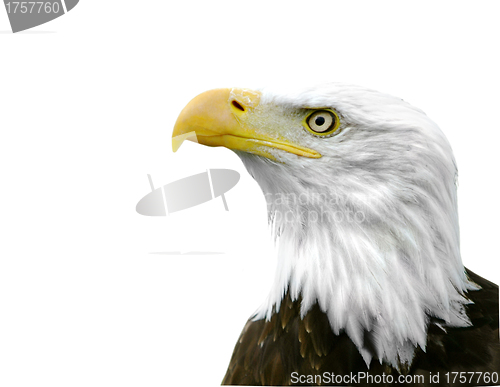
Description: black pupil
315,116,326,126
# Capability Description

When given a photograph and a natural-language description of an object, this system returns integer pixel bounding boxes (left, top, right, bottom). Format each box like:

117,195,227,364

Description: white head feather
235,83,477,370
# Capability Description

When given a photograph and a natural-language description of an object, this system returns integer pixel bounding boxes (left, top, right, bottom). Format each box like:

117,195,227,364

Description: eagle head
172,83,477,369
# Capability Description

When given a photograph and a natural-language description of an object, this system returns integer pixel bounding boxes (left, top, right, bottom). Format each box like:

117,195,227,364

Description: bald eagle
172,84,500,386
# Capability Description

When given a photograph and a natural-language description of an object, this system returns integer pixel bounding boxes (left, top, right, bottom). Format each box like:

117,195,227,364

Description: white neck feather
237,148,477,370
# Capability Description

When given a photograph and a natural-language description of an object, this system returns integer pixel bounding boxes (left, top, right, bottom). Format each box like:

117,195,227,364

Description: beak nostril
232,100,245,112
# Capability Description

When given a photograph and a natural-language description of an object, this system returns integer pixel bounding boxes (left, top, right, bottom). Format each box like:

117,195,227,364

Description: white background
0,1,499,386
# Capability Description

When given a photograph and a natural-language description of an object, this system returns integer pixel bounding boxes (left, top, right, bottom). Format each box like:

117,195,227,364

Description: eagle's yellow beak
172,88,321,159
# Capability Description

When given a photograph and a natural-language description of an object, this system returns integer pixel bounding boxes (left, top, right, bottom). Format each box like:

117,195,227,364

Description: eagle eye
304,110,340,136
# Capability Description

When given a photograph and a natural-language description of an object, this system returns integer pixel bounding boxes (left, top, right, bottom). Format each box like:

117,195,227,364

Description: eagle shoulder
222,270,499,386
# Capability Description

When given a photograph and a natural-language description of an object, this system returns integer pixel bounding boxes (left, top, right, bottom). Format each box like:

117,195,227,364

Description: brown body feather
222,269,499,386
